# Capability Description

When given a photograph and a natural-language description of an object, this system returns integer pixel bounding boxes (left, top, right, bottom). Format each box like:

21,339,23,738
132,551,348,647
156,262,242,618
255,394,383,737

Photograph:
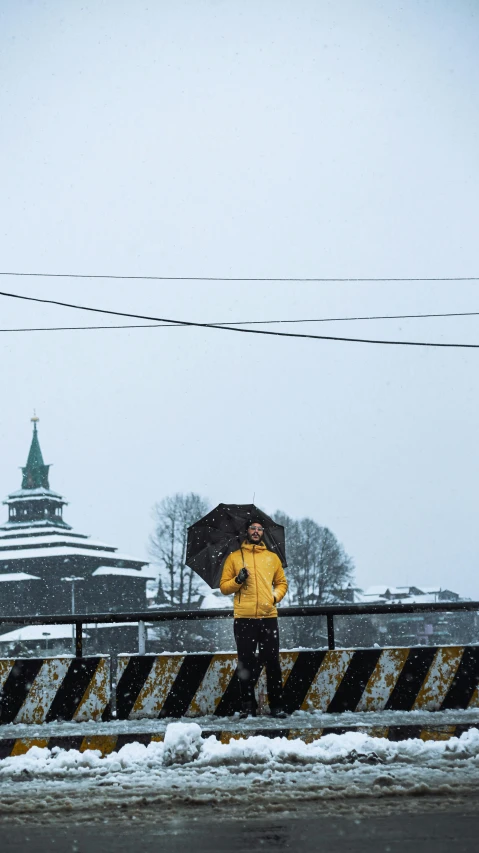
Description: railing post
138,620,146,655
327,614,335,650
75,621,83,658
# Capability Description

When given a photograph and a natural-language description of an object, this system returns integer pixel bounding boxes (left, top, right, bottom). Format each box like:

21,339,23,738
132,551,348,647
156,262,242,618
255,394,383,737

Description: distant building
0,417,153,617
358,585,461,605
332,582,471,647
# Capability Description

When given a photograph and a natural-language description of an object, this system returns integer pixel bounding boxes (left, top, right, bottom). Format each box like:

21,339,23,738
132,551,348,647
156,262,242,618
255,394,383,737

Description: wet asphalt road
2,811,478,852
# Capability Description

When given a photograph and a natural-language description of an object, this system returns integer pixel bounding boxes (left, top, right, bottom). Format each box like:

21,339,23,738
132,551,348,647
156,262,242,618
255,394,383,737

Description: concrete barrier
116,646,479,719
1,646,478,728
0,657,110,723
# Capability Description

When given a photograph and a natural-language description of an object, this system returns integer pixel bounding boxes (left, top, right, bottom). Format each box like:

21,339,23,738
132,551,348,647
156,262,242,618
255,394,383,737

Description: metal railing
1,600,478,656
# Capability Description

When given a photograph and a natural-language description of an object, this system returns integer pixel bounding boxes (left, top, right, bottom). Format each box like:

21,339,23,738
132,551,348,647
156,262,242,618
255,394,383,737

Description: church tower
3,415,70,530
0,417,151,616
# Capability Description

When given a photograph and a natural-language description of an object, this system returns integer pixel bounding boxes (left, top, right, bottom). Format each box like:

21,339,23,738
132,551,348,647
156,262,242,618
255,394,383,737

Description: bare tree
274,511,354,648
274,511,354,605
149,493,210,607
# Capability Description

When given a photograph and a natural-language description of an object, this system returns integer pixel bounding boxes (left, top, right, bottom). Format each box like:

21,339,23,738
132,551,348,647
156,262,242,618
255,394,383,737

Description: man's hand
235,567,249,585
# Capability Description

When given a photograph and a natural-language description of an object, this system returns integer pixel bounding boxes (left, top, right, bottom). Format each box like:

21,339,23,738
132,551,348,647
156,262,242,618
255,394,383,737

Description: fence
1,600,478,656
2,603,479,724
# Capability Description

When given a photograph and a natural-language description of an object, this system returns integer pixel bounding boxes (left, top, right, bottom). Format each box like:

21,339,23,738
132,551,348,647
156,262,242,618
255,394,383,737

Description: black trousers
233,617,283,709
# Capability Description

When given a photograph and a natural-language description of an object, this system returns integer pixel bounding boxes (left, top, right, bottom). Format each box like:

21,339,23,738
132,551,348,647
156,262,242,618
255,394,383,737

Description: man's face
247,523,264,544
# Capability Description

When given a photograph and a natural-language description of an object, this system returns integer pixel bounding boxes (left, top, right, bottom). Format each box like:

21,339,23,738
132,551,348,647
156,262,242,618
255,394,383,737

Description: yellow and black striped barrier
1,646,478,729
116,647,479,719
0,657,111,724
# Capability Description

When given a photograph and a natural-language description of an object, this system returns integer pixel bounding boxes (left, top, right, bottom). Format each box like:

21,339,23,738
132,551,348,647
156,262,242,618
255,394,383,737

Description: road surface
1,798,479,852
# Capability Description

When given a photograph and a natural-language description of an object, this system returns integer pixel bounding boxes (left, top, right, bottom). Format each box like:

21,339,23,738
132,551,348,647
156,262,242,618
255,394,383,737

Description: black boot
239,701,257,719
270,706,288,719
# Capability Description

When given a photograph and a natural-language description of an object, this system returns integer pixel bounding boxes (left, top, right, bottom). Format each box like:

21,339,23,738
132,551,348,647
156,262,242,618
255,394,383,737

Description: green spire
21,415,50,490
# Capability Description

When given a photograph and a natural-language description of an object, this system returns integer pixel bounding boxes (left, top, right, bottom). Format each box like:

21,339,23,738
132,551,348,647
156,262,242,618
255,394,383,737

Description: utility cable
2,309,479,334
0,289,478,348
0,271,479,282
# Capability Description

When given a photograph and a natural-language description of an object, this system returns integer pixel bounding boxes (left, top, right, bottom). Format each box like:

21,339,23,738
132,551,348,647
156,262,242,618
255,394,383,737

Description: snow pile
163,722,203,765
3,725,479,812
197,726,479,770
0,740,165,779
2,724,479,777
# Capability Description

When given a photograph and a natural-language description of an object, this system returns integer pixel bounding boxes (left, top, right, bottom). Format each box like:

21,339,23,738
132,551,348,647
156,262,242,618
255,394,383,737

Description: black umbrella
186,503,287,590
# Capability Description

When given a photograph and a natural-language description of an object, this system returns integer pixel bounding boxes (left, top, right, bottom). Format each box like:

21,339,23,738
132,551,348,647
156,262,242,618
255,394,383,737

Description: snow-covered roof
5,487,64,500
0,527,88,541
139,566,158,578
0,519,72,532
200,591,231,610
402,593,457,604
0,622,139,643
0,534,117,552
0,624,85,642
0,545,146,564
363,586,389,596
143,565,161,580
4,495,65,505
0,572,40,582
92,566,146,579
343,592,372,604
85,622,139,629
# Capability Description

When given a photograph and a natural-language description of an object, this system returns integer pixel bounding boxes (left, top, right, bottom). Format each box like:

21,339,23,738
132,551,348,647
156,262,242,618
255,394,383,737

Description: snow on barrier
0,657,111,724
2,720,479,759
116,647,479,719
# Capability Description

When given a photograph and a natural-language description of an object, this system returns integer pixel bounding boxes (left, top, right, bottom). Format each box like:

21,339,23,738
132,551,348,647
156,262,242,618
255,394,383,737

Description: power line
0,271,479,282
2,309,479,334
0,289,478,348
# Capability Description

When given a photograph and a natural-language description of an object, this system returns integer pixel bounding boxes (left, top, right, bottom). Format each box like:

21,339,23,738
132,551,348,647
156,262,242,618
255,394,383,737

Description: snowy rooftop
0,519,72,532
362,586,389,596
92,566,148,579
0,534,117,552
0,622,141,642
3,495,65,505
4,487,64,500
139,566,158,578
0,571,40,582
399,593,456,604
362,585,460,599
200,590,230,610
0,624,85,642
420,586,445,594
0,545,147,564
0,526,89,541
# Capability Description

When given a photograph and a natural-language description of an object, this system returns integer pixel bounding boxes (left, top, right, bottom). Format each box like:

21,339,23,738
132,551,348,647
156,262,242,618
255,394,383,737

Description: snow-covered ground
2,722,479,821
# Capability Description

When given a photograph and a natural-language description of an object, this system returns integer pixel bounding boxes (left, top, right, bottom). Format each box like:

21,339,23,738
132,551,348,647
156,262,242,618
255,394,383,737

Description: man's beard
247,533,263,545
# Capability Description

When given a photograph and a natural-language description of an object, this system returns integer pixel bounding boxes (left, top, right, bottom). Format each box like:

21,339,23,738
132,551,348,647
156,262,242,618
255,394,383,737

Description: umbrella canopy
186,503,287,590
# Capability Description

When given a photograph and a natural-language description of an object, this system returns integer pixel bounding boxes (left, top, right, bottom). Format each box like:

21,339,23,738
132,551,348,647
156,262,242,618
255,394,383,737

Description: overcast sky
1,1,479,597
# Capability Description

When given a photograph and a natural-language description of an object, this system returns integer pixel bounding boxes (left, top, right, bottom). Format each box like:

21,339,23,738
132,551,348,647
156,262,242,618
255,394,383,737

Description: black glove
235,567,249,584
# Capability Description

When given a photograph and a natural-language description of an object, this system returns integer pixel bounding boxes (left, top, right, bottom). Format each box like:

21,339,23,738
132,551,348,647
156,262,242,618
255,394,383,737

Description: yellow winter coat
220,541,288,619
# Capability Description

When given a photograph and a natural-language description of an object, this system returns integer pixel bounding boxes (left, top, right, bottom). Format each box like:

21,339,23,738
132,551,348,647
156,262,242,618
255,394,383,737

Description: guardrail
1,600,478,656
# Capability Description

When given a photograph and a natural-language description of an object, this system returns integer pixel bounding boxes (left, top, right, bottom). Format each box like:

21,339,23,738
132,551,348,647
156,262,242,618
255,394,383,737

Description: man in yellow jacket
220,518,288,719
